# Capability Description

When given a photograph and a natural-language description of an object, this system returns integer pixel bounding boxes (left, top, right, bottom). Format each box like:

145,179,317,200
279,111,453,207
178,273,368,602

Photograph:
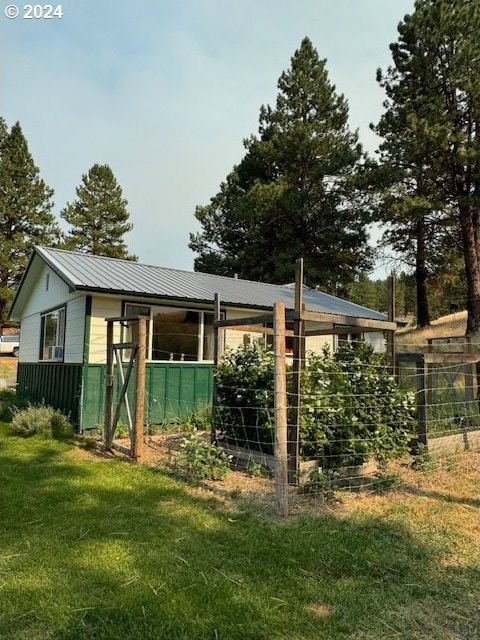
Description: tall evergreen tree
61,164,136,261
190,38,373,294
378,0,480,334
0,119,59,328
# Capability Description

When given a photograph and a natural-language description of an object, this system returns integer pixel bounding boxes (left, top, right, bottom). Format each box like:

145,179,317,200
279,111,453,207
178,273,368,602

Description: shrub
175,433,231,480
300,342,415,467
216,342,274,452
215,341,415,468
11,405,74,438
411,443,439,472
0,389,28,422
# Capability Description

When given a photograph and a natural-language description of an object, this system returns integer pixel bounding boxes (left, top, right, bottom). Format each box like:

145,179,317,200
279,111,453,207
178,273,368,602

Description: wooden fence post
104,320,114,448
387,273,396,377
416,354,428,447
289,258,304,485
274,302,288,517
133,316,147,460
211,293,221,443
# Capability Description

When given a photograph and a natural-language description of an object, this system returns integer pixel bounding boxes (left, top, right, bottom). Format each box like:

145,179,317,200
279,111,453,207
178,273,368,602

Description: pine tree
61,164,136,261
190,38,373,294
378,0,480,334
0,119,59,328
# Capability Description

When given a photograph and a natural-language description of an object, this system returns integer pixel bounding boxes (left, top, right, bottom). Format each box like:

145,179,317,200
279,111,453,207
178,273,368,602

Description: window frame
39,305,66,362
122,301,220,363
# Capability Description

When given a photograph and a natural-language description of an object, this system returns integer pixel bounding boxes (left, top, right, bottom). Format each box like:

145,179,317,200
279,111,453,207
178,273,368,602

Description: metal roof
28,246,387,321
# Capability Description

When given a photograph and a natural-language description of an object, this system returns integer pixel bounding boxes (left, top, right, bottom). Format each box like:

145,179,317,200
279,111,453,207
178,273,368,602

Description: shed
10,246,394,432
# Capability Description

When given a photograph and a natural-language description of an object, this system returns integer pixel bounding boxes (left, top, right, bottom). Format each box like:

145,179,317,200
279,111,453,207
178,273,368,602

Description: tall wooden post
133,316,147,460
104,320,114,448
387,273,396,377
211,294,221,443
274,302,288,517
289,258,304,485
416,354,428,447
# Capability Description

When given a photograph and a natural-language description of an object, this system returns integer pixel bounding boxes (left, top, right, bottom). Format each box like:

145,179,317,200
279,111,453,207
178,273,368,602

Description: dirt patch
305,602,334,618
70,434,480,523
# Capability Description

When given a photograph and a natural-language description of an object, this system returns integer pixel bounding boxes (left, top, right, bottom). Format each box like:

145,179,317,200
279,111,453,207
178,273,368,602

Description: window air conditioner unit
48,345,64,360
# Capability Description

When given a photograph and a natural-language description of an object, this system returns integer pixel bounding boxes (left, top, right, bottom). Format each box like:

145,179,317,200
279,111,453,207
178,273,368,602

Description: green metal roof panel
33,246,386,321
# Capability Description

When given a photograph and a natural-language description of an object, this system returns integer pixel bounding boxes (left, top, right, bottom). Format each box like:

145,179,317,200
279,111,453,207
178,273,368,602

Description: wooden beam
305,326,369,337
226,324,294,337
425,353,480,364
133,315,147,460
214,314,274,328
300,310,397,331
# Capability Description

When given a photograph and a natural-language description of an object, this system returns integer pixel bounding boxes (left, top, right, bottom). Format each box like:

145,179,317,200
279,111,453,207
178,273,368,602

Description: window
123,303,216,362
41,307,65,361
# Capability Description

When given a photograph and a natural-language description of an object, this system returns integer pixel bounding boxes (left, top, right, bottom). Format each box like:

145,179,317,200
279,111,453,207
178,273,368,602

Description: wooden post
274,302,288,517
387,273,396,377
289,258,304,485
133,316,147,460
104,320,114,448
416,354,428,447
211,293,221,443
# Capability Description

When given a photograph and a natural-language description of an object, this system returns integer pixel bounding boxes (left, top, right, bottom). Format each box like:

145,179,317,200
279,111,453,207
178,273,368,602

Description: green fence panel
17,363,83,425
79,363,214,432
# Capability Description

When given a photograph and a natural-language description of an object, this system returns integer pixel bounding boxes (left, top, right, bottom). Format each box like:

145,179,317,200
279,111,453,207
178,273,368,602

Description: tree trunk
415,216,430,327
460,209,480,334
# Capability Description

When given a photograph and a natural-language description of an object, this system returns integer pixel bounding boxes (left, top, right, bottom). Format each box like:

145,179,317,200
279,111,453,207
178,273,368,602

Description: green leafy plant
11,405,73,439
411,443,439,472
0,389,28,422
115,423,129,438
247,462,264,478
216,341,415,469
300,342,415,467
302,468,336,501
181,406,212,432
216,342,274,452
370,470,404,492
175,433,231,480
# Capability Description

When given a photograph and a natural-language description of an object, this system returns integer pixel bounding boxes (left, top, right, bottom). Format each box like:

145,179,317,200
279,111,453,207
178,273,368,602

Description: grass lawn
0,423,478,640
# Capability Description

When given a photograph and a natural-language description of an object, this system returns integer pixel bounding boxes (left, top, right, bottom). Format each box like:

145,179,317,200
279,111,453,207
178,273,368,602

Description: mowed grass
0,423,478,640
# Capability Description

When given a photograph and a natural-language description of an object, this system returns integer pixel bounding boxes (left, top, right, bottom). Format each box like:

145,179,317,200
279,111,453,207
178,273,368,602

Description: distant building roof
11,246,387,322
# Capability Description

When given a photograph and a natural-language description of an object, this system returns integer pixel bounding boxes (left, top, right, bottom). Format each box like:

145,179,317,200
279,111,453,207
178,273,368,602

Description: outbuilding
10,246,394,431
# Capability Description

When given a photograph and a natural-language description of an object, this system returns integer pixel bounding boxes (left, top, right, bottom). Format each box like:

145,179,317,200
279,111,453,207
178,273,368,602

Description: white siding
18,264,86,364
65,297,86,363
305,334,334,354
223,309,266,351
88,296,122,364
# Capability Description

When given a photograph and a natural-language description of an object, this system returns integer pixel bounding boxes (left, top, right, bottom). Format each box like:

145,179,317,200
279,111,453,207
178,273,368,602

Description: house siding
18,263,85,364
88,296,122,364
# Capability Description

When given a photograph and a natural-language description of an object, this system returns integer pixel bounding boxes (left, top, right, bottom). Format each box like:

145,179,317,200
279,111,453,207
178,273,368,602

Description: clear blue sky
1,0,414,273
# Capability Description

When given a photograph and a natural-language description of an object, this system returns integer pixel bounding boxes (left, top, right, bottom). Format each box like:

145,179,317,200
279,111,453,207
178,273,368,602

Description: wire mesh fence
101,309,480,516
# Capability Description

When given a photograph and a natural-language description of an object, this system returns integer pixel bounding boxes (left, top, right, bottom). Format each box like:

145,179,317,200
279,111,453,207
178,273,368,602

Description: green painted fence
17,363,83,425
80,363,214,433
17,362,214,433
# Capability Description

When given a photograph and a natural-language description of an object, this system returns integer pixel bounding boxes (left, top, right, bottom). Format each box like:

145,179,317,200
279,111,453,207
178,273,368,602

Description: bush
215,341,415,468
300,342,415,467
216,342,274,451
0,389,28,422
11,405,74,439
175,433,231,480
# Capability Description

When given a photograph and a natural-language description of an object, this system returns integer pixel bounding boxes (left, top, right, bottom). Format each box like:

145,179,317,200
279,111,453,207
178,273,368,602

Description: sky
1,0,415,274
